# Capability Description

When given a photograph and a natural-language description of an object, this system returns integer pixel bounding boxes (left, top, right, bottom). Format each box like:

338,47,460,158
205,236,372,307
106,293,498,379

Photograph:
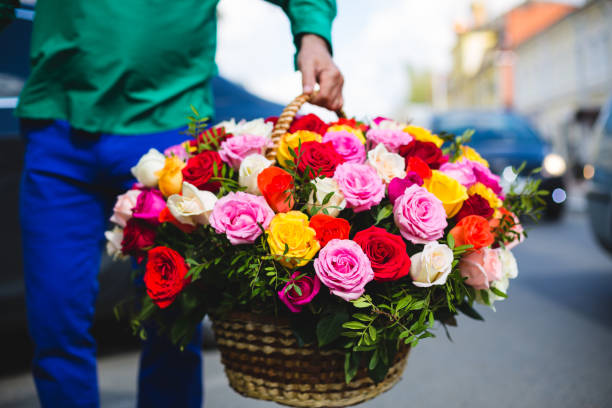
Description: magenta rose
322,130,366,163
393,184,447,244
314,239,374,301
459,248,502,290
366,128,413,153
131,188,166,225
110,189,141,227
278,271,321,313
470,161,504,197
388,171,424,205
219,134,270,169
333,162,385,213
164,143,189,162
208,191,274,245
439,161,477,187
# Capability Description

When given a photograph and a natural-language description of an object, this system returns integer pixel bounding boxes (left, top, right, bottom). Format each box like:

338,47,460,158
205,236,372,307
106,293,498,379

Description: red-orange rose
353,226,411,281
406,156,432,180
449,215,494,250
144,246,191,308
309,214,350,247
257,166,295,213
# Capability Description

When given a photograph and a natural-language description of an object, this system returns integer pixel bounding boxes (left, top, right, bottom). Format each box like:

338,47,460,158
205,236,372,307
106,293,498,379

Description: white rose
104,226,128,261
499,248,518,279
367,143,406,184
167,182,218,226
238,154,274,195
130,148,166,187
369,118,405,130
410,242,454,287
307,177,346,217
217,118,273,138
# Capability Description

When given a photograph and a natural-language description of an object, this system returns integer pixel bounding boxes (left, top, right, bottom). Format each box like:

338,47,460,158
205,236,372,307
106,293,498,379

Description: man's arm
266,0,344,111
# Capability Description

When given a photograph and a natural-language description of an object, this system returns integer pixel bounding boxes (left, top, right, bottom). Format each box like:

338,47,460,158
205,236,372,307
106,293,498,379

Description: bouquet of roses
107,98,545,386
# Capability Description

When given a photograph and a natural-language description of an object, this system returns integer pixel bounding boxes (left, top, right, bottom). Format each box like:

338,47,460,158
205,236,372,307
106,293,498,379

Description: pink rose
131,188,166,225
439,161,477,187
366,128,413,153
278,271,321,313
219,134,270,169
322,131,366,163
333,162,385,213
110,189,142,227
470,161,503,197
314,239,374,301
388,171,424,205
393,184,447,244
459,248,503,290
209,191,274,245
164,143,189,162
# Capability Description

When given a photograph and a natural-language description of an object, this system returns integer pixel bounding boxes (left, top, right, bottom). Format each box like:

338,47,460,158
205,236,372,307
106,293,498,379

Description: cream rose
130,148,166,187
367,143,406,184
104,226,127,261
167,182,217,226
307,177,346,217
239,154,274,195
410,242,454,287
499,248,518,279
216,118,273,138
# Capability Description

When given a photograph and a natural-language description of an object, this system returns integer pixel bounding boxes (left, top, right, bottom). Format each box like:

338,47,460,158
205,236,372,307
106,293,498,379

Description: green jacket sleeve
266,0,337,67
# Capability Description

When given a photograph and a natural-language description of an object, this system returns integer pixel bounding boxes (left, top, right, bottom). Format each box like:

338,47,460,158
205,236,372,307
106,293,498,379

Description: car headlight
543,153,566,177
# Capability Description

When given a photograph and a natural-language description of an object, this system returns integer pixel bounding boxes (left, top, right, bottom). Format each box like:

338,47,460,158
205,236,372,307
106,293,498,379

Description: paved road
1,213,611,408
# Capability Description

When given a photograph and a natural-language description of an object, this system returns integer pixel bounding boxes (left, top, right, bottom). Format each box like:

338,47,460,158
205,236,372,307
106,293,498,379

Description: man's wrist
299,33,332,55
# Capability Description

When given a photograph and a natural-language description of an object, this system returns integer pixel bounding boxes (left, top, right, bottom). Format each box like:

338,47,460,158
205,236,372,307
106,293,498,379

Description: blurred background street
2,0,612,406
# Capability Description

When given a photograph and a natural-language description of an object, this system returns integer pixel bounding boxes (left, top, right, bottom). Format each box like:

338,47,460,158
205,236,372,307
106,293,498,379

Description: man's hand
297,34,344,111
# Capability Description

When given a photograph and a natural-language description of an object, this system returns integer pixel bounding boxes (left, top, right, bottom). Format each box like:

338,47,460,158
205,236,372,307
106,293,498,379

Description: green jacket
13,0,336,134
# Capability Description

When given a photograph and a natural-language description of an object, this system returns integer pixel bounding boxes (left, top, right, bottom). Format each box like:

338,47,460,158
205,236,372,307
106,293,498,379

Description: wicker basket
212,312,410,408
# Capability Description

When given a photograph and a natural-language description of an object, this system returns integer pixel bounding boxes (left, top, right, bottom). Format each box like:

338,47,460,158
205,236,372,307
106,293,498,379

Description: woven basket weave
212,312,410,408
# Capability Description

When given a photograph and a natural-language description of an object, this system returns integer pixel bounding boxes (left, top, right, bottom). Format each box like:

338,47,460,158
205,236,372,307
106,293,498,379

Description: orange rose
155,156,185,197
449,215,494,250
257,166,295,213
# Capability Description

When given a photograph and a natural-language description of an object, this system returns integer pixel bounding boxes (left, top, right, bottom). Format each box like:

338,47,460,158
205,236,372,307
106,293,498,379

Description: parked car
0,9,284,337
430,110,567,219
586,97,612,255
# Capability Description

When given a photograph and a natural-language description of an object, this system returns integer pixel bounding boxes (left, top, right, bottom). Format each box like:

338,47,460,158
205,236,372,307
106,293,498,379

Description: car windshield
434,113,539,142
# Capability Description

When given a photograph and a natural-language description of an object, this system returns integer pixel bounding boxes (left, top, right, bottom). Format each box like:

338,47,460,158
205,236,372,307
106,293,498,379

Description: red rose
257,166,295,213
406,156,432,180
353,226,411,282
398,140,448,170
289,113,329,135
144,246,191,308
296,141,345,179
455,194,494,222
309,214,350,247
121,219,157,263
265,116,279,126
188,127,229,149
181,150,223,192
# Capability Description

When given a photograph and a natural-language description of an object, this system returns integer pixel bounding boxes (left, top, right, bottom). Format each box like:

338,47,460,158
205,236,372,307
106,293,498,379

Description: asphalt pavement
1,211,611,408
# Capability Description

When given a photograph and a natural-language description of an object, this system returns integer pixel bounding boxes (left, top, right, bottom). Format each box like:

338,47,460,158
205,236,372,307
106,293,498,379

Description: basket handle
266,93,346,161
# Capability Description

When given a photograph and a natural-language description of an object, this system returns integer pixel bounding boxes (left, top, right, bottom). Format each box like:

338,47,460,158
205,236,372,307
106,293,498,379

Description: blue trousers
19,120,203,408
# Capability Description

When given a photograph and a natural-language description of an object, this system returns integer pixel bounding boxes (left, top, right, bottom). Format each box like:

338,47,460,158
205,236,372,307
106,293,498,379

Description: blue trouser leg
21,120,204,408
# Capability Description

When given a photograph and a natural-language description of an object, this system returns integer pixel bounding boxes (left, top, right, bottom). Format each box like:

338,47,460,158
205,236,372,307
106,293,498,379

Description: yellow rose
404,125,444,148
155,156,186,197
267,211,320,268
327,124,366,144
276,130,322,168
459,146,489,167
423,170,468,218
468,182,503,209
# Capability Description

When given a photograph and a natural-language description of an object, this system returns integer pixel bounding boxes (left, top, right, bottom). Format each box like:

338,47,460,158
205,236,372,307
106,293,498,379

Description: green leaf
396,296,412,311
321,191,335,206
457,302,484,321
375,204,393,225
342,321,368,330
352,299,371,308
447,233,455,249
368,325,377,342
352,313,374,322
317,312,349,347
368,350,379,370
490,287,508,298
344,352,360,384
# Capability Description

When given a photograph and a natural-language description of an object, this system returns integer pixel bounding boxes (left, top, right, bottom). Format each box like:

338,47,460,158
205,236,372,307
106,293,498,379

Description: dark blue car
430,110,567,219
